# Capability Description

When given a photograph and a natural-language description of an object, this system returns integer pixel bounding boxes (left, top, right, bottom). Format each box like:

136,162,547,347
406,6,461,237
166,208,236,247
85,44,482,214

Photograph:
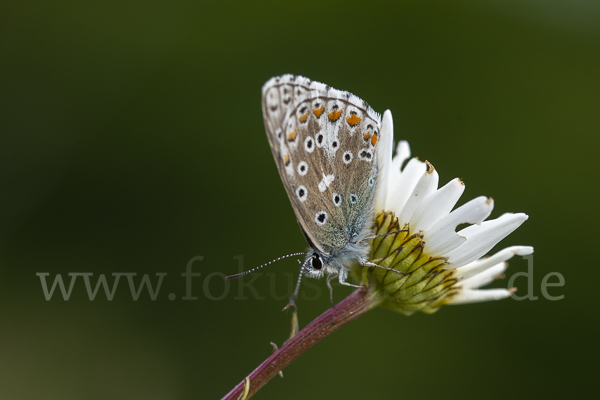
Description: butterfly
228,75,401,305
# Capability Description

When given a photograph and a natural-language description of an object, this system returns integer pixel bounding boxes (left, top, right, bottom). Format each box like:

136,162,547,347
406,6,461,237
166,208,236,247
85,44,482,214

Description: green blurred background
1,1,598,399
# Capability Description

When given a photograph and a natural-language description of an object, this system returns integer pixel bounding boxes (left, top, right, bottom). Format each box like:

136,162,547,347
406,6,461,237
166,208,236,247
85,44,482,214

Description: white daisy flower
352,110,533,314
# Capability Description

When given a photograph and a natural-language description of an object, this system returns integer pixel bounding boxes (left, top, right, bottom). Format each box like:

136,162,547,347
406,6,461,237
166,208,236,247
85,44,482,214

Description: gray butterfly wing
262,75,382,256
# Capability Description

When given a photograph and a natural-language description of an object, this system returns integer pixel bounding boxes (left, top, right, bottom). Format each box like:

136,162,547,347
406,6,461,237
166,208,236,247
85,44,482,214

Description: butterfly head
301,251,325,279
301,248,348,280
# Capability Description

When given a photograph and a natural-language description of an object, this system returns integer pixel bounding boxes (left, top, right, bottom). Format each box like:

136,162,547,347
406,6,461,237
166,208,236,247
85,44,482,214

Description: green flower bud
352,211,459,315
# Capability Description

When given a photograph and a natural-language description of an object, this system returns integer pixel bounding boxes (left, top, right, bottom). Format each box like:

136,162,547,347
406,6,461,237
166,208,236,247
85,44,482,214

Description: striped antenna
290,259,307,305
356,229,408,243
283,258,310,310
226,252,306,280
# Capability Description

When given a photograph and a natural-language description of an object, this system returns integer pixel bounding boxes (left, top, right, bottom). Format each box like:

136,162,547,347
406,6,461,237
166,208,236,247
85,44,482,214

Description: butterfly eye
311,255,323,270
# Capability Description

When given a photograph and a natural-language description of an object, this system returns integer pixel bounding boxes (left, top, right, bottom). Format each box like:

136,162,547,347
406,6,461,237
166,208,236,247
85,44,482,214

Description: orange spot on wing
299,112,309,123
371,133,378,146
284,154,290,166
346,114,361,126
287,130,297,142
363,132,372,141
328,109,343,121
313,106,325,118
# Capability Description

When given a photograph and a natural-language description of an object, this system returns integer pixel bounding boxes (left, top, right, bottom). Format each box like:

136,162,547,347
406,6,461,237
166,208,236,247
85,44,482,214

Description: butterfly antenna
356,229,408,243
226,252,306,280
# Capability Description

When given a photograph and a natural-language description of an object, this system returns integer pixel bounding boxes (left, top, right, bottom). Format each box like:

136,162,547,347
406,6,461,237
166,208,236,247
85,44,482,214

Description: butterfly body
262,75,383,285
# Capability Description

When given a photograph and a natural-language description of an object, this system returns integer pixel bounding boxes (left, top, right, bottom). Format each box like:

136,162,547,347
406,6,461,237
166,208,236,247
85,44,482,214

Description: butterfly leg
359,259,406,276
282,263,303,343
337,268,361,288
283,260,305,311
326,274,335,307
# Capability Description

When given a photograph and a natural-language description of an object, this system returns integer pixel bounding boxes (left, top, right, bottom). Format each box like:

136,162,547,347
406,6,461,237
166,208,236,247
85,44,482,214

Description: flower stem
220,286,382,400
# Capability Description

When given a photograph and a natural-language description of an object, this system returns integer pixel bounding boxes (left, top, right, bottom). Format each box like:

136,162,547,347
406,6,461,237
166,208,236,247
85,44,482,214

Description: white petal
384,141,410,210
386,158,427,216
447,289,512,305
455,246,534,280
375,110,394,212
410,178,465,232
399,164,439,226
385,141,410,208
446,213,529,268
424,197,494,256
392,140,411,169
458,262,507,289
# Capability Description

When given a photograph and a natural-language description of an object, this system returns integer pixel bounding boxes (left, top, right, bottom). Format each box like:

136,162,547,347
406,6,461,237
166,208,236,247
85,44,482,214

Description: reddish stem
221,286,381,400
